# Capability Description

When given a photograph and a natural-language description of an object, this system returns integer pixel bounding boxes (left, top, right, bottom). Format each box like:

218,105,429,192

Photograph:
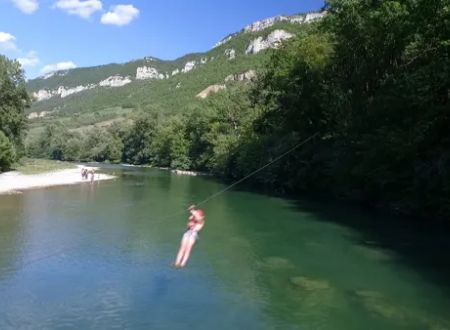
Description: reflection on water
0,166,449,329
0,195,25,280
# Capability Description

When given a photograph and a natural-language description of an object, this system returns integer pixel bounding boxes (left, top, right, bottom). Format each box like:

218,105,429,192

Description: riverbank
14,158,77,174
0,165,115,194
171,169,210,176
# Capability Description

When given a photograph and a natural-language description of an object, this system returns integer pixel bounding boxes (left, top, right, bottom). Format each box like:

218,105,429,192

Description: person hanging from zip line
170,135,317,268
173,205,205,268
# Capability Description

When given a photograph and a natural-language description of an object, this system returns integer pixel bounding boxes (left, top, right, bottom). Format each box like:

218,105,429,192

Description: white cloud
40,61,77,74
101,4,139,26
0,32,18,50
11,0,39,14
17,51,39,67
54,0,102,19
0,32,15,43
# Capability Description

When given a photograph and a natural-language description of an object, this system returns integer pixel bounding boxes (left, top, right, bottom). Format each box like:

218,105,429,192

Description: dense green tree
152,115,191,169
0,55,29,159
28,123,68,160
122,114,159,164
63,136,82,161
249,0,450,215
0,131,15,171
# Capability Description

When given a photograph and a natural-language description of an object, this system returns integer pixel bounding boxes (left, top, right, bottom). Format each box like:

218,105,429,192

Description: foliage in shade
0,131,15,171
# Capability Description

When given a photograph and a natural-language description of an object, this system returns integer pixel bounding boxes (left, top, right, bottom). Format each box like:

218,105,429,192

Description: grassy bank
13,158,76,174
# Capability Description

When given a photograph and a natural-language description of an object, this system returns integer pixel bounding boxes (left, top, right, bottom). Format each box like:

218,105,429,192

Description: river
0,166,449,329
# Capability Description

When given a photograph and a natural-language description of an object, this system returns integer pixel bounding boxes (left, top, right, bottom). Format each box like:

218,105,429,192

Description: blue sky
0,0,325,78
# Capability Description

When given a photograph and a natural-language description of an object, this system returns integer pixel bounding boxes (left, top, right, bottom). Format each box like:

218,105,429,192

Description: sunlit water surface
0,166,449,329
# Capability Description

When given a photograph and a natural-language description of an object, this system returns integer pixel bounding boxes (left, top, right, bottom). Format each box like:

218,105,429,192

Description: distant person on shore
89,169,95,183
81,168,88,180
174,205,205,268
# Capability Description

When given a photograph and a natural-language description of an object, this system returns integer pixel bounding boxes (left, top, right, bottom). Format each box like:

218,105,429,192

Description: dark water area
0,166,449,329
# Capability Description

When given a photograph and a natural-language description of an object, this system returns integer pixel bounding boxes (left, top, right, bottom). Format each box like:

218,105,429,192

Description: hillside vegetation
26,18,309,116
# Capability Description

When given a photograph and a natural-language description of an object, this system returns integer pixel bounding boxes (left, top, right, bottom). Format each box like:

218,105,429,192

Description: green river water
0,166,449,329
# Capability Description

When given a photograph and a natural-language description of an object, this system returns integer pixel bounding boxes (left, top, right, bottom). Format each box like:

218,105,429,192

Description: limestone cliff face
136,66,165,80
99,76,132,87
182,61,196,73
41,70,68,80
224,49,236,60
224,70,256,82
33,89,55,101
244,12,326,32
33,75,131,101
214,34,238,48
33,84,96,101
27,110,54,119
245,30,294,54
59,84,96,97
303,12,326,23
213,11,326,48
244,15,288,33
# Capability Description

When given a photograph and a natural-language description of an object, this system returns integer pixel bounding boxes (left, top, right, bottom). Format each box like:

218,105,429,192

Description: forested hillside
25,0,450,219
24,12,320,148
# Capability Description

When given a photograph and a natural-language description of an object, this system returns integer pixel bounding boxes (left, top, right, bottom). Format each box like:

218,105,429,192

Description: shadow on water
149,273,172,300
98,165,450,296
204,170,450,295
0,195,24,280
287,197,450,297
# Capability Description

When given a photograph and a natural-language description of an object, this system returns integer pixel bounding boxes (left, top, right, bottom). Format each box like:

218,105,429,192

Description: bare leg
180,240,195,267
175,240,188,267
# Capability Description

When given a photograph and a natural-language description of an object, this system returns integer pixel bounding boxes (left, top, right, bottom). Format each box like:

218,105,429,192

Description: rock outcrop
303,12,326,23
196,84,226,99
59,85,96,97
33,84,95,101
244,15,288,32
244,12,326,32
224,49,236,60
213,11,326,48
224,70,256,82
214,33,238,48
40,70,68,80
99,76,132,87
245,30,294,54
33,74,133,101
136,66,164,80
27,111,53,119
33,89,55,101
182,61,196,73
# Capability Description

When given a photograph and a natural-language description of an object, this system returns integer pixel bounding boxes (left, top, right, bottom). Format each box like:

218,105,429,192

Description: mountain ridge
25,10,325,132
27,11,325,94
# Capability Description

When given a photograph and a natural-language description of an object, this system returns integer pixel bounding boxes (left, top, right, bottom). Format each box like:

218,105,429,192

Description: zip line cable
159,132,319,221
195,132,319,207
